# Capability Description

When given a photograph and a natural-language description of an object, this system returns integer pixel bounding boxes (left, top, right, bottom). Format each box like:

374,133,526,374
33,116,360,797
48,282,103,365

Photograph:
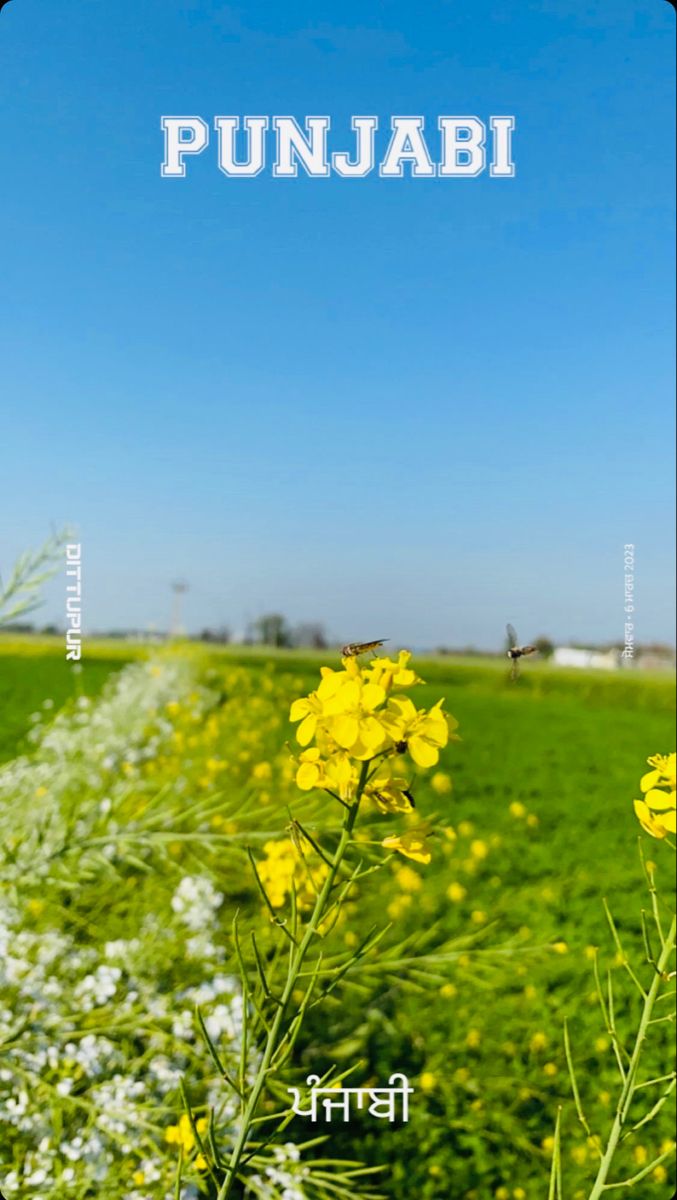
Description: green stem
587,914,676,1200
217,765,367,1199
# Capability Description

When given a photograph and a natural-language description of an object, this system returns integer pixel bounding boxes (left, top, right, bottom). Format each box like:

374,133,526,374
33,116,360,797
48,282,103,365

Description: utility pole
170,579,188,637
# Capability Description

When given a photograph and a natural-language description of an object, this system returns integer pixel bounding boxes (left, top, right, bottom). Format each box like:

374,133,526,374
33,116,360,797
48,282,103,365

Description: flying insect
506,624,537,681
341,639,389,658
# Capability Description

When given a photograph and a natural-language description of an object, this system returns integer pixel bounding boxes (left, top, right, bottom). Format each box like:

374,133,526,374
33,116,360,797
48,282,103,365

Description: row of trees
197,615,328,649
245,614,328,649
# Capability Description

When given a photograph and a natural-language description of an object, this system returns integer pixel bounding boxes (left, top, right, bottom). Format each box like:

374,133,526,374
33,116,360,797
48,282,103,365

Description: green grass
0,639,132,761
202,642,675,713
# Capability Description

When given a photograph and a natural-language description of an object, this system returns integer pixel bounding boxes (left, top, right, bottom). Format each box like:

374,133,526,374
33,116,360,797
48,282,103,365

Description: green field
0,639,131,761
0,638,674,1199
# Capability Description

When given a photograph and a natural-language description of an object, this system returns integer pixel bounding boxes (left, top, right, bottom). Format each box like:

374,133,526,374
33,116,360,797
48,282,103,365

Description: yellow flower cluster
289,650,458,862
633,753,676,840
256,836,329,908
165,1113,208,1170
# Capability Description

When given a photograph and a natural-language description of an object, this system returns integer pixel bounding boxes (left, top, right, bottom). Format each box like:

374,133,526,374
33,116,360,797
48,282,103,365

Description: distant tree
291,622,328,649
534,636,554,659
251,613,292,648
198,626,231,644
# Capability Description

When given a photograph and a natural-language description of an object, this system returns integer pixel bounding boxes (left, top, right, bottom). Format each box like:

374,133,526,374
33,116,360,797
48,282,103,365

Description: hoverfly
341,638,389,658
506,624,537,681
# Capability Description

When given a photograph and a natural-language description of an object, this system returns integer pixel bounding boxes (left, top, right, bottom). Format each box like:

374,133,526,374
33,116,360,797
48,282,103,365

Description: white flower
171,876,224,931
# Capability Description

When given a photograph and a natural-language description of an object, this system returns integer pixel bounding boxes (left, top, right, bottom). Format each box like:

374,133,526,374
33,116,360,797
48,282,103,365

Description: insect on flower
341,638,389,657
506,624,537,681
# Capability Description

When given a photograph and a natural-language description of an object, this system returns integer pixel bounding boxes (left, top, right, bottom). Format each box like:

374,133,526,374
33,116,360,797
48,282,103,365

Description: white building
553,646,620,671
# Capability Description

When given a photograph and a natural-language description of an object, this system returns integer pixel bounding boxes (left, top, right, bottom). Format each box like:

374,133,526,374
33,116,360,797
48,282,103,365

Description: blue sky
1,0,674,648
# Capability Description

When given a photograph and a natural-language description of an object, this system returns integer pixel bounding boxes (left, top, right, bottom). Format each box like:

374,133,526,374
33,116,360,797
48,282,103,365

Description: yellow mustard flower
365,649,422,690
395,864,423,892
165,1113,208,1153
529,1031,548,1053
382,827,433,864
251,760,272,781
641,752,676,792
290,662,387,756
634,752,676,839
288,683,330,746
447,881,467,903
365,761,415,813
381,696,456,767
258,837,330,909
290,650,459,861
294,747,326,792
296,748,414,812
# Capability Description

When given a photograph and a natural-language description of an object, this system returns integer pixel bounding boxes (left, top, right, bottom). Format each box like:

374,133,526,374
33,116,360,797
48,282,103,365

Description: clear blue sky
1,0,674,648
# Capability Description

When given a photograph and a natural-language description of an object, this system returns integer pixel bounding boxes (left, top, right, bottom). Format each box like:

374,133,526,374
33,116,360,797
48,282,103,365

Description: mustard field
0,637,674,1200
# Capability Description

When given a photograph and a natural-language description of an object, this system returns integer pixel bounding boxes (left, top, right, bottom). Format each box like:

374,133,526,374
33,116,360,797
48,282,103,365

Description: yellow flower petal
331,714,360,749
640,769,661,793
382,830,432,864
296,714,317,746
387,696,416,722
289,698,312,722
408,736,439,768
359,715,387,751
361,682,386,711
634,799,668,839
643,787,675,811
296,762,321,790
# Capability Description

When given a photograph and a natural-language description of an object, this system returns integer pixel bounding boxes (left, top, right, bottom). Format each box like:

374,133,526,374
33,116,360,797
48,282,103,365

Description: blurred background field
0,639,135,762
0,635,674,1198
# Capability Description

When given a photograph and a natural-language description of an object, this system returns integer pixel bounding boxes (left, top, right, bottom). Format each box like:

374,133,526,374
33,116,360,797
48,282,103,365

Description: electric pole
170,579,188,637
